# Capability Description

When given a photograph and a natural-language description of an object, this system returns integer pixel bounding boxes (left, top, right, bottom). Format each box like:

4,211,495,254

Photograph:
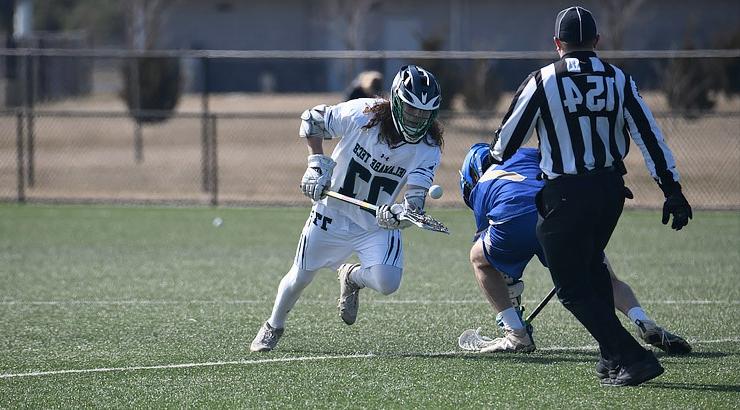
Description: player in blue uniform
458,144,691,357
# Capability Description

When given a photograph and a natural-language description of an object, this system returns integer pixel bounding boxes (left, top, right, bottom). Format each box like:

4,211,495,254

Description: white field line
370,299,740,305
0,299,738,306
0,338,738,380
0,354,375,379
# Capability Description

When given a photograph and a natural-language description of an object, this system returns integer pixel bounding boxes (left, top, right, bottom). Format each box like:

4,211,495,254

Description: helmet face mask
459,143,494,209
390,65,441,143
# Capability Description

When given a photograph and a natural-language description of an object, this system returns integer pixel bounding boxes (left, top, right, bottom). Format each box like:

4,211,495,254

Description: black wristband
658,179,682,198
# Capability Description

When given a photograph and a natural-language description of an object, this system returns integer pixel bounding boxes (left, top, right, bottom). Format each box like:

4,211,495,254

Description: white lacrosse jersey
315,98,441,231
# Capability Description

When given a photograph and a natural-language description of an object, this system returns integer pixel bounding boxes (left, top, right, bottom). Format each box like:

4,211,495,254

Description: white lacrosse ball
212,217,224,227
429,184,443,199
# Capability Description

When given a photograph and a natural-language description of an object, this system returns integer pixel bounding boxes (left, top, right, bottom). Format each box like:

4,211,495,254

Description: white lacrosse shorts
293,205,404,272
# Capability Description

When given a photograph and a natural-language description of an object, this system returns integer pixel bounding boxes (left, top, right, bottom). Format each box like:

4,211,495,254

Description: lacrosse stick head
398,208,450,234
458,327,494,351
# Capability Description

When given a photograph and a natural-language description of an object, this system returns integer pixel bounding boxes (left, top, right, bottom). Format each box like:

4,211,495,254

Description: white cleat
337,263,361,325
250,321,284,352
480,326,535,353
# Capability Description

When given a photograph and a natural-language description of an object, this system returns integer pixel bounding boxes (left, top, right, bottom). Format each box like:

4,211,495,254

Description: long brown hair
362,100,444,149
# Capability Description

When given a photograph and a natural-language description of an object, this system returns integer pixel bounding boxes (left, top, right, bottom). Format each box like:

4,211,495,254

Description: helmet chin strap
390,107,404,137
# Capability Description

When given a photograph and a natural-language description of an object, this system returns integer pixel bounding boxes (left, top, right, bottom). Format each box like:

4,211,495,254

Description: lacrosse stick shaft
525,286,557,323
326,190,449,234
326,190,378,212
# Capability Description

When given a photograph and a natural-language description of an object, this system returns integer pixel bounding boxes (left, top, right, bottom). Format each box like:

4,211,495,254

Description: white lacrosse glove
300,154,336,201
376,203,413,230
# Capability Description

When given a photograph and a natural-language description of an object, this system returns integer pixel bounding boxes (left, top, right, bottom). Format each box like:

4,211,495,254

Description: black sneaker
601,353,664,387
637,320,692,355
595,358,619,380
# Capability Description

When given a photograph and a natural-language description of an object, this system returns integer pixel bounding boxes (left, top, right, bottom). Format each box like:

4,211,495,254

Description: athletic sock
267,266,317,329
499,307,525,330
348,267,365,289
267,280,295,329
627,306,652,326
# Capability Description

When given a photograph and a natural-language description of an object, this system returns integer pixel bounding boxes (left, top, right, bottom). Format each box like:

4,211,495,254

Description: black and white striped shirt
491,51,680,188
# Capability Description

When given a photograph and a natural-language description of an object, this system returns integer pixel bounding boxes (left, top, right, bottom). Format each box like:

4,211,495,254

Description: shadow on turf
648,382,740,393
278,349,600,365
273,348,735,370
454,352,597,365
657,351,732,359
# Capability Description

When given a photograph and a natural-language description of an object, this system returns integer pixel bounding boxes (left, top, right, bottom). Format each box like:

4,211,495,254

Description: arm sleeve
406,148,441,189
622,75,681,193
491,72,542,163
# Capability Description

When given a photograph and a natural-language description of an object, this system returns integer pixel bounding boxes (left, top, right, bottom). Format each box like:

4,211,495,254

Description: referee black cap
555,6,597,44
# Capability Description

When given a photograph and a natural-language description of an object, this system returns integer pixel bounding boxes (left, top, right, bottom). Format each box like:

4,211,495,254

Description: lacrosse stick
458,286,558,351
524,286,557,324
325,190,449,234
458,327,494,351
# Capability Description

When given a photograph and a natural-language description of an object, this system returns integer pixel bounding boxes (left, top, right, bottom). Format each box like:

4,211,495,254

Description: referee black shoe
595,358,618,380
601,353,664,387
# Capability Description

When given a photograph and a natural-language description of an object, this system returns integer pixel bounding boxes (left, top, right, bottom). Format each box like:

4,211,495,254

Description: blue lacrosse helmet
460,143,494,209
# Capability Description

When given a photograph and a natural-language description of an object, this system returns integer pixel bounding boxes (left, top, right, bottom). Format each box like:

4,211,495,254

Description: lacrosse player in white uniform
251,65,444,352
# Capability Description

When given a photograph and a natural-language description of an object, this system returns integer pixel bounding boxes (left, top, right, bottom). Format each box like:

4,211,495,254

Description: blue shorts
480,211,547,280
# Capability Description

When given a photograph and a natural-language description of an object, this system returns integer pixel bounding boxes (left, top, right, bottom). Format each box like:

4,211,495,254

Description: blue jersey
469,148,544,233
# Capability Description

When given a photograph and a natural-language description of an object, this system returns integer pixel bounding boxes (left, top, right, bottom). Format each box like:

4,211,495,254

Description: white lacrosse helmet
390,65,441,143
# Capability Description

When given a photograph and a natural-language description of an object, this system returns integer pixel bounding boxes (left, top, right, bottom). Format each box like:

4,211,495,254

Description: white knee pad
502,273,524,308
354,264,402,296
373,265,402,295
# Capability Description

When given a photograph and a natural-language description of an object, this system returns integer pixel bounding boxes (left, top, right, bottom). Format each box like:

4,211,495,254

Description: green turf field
1,204,738,408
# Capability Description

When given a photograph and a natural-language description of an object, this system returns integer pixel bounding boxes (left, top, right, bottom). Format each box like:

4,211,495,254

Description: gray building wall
157,0,740,93
159,0,326,92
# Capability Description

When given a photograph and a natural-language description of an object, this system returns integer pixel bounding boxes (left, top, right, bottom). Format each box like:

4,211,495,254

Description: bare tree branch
323,0,380,50
126,0,179,50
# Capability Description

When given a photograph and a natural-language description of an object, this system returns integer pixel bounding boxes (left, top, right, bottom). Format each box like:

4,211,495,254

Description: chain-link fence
1,49,739,209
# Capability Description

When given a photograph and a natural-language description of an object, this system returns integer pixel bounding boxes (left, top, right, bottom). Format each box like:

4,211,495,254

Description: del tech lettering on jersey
353,142,406,178
369,158,406,178
352,143,372,163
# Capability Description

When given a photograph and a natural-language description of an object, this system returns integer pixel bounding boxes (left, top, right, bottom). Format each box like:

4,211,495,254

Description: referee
490,6,692,387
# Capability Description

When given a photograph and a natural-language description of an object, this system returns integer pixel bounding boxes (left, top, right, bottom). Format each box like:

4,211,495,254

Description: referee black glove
662,190,692,231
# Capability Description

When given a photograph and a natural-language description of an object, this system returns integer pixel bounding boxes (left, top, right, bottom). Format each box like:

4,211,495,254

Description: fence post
209,114,218,206
131,57,143,163
15,112,26,203
200,57,211,192
134,121,143,162
26,108,35,187
26,44,37,187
